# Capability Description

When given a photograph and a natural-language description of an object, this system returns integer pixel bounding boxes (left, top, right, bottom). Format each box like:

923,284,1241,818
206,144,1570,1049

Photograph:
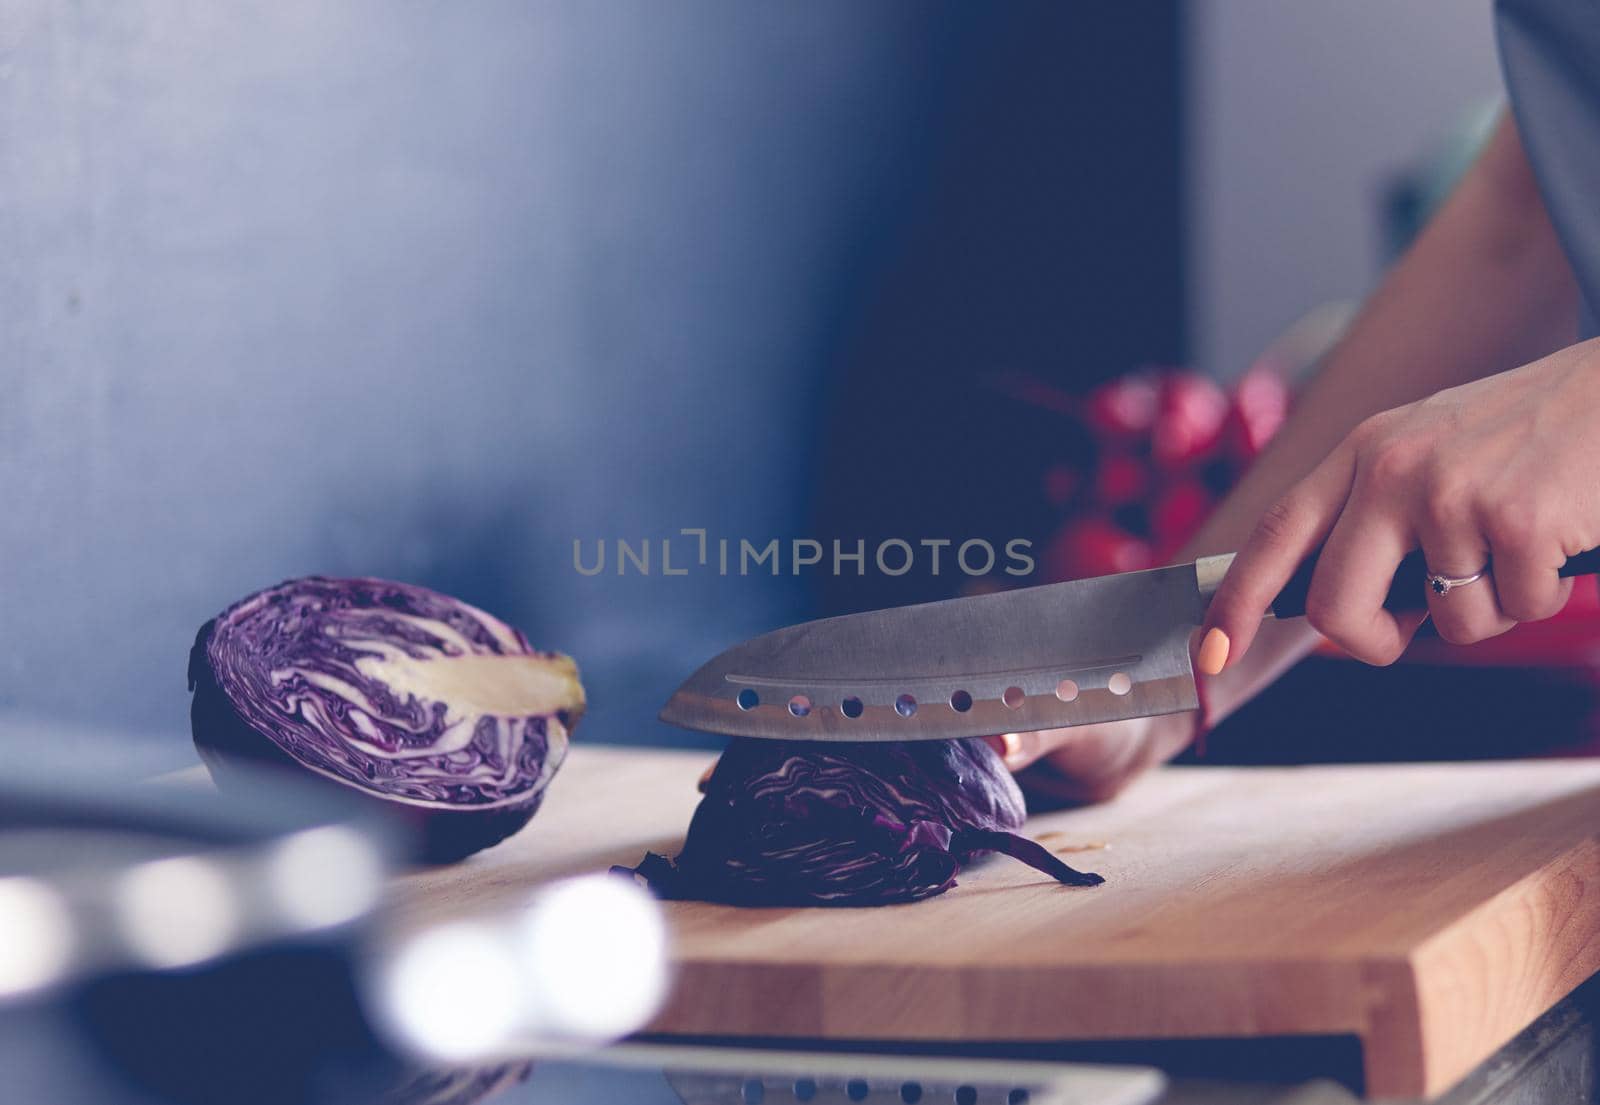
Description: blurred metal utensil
0,759,668,1105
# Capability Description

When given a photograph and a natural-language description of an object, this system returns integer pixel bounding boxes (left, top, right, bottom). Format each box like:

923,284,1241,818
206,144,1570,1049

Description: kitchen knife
661,546,1600,742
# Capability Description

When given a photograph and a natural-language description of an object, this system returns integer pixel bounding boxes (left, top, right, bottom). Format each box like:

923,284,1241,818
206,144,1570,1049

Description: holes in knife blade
741,1080,764,1104
1002,686,1025,709
788,695,811,718
847,1080,870,1102
895,694,918,718
955,1088,979,1105
841,696,864,719
793,1079,817,1102
1055,679,1079,702
899,1084,923,1104
949,689,973,713
1108,672,1133,696
736,688,759,710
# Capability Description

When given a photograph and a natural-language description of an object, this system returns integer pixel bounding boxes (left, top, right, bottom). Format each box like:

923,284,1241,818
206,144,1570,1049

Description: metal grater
637,1046,1164,1105
666,1072,1089,1104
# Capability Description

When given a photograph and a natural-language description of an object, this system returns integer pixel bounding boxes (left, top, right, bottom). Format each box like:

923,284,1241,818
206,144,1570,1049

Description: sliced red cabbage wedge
614,737,1102,906
189,577,583,863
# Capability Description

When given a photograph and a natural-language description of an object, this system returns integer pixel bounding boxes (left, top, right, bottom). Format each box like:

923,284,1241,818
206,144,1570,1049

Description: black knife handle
1270,546,1600,619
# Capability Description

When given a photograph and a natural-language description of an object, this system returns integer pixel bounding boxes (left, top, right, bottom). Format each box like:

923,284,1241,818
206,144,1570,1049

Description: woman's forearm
1182,111,1580,718
1191,112,1576,562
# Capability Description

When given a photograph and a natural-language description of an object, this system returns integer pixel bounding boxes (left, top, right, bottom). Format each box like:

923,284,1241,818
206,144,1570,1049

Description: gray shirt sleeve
1497,0,1600,336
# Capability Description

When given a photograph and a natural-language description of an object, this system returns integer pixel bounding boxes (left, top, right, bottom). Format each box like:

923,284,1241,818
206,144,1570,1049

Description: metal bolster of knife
1194,551,1277,622
1194,553,1235,607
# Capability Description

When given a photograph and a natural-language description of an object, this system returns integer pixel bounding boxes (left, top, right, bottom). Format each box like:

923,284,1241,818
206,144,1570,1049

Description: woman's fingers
987,716,1148,774
1033,713,1193,804
986,730,1045,771
987,714,1170,781
1415,500,1513,645
1303,494,1424,664
1486,519,1573,624
1035,725,1146,798
1202,447,1356,668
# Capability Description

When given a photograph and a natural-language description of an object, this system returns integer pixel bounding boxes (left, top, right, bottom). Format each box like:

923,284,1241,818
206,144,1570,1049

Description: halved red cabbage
189,577,583,862
615,737,1101,906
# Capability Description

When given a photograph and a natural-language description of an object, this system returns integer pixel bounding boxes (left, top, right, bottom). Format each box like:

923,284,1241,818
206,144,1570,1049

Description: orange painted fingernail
1197,627,1230,676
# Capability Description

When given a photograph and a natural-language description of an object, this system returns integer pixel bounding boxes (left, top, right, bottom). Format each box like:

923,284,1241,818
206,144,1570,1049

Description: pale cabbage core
349,649,581,723
205,577,583,809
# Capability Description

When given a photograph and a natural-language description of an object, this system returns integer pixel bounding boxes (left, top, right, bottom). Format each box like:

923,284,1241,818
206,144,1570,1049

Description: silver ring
1426,566,1488,596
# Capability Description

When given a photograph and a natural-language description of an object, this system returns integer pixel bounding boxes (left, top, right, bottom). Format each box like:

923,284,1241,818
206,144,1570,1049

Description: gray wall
0,1,922,772
1187,1,1506,378
4,2,1508,775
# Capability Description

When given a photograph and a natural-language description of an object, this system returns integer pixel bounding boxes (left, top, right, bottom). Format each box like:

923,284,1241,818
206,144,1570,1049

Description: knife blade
662,539,1600,742
659,555,1237,742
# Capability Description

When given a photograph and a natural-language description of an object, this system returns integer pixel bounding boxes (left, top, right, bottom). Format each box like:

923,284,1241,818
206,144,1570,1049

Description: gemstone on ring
1426,567,1487,596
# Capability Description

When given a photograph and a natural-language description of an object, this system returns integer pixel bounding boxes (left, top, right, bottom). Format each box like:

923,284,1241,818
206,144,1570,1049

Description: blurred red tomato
1084,375,1159,442
1223,368,1289,460
1153,372,1228,469
1043,463,1081,508
1092,454,1149,507
1151,478,1215,555
1042,515,1154,581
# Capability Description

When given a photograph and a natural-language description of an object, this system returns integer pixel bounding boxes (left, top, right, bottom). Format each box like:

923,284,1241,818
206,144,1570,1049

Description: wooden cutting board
389,746,1600,1099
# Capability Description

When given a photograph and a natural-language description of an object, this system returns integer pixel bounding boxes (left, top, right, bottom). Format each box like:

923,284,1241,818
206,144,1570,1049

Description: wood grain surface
389,746,1600,1098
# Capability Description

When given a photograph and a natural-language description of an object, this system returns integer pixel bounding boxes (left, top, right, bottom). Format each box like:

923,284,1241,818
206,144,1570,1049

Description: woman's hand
988,616,1318,800
997,115,1582,800
1203,340,1600,669
987,712,1197,803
